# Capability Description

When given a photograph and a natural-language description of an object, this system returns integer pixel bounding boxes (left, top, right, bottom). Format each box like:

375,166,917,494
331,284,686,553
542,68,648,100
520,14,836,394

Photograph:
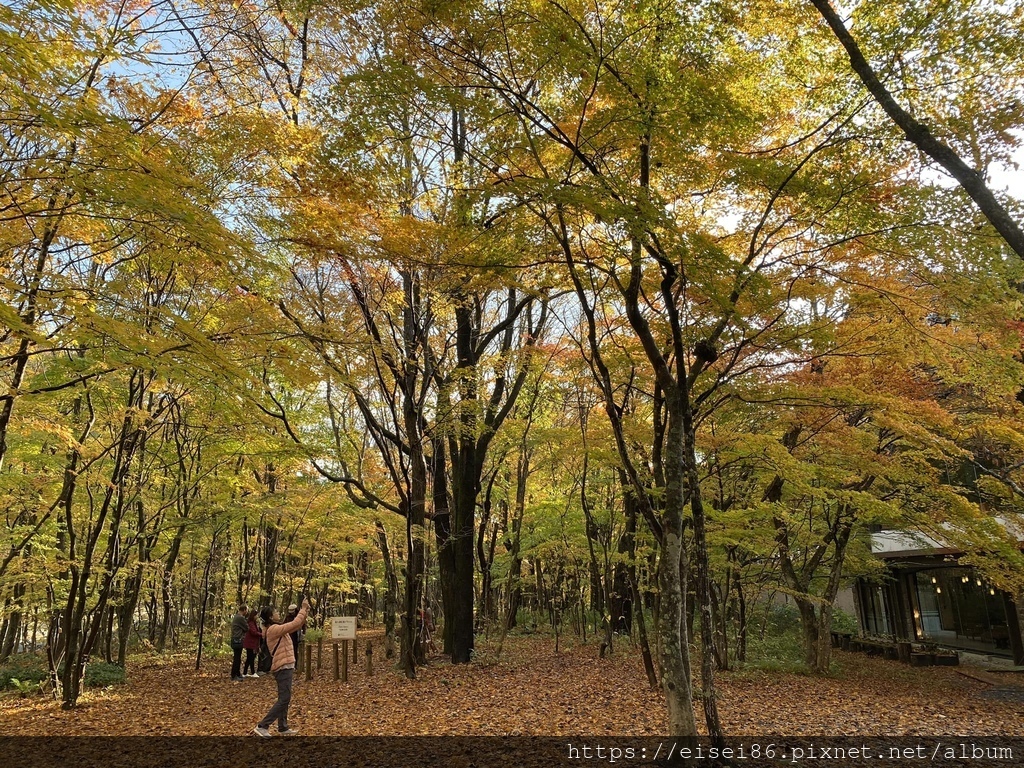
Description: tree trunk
658,393,698,737
432,445,456,655
158,523,187,652
448,301,480,664
735,569,747,663
610,485,636,634
375,521,398,659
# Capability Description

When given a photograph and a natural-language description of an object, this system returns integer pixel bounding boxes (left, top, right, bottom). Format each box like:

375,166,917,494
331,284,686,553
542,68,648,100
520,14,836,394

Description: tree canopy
2,0,1024,738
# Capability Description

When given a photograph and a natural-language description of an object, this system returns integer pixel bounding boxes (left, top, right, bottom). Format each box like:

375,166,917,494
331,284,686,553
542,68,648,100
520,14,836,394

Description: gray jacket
231,614,248,645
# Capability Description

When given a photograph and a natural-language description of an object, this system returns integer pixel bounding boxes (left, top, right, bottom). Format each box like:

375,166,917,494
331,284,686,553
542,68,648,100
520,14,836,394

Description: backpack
258,638,272,673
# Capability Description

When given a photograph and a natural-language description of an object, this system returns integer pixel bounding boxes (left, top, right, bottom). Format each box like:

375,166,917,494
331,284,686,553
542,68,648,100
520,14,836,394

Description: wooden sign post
328,616,356,683
330,616,357,642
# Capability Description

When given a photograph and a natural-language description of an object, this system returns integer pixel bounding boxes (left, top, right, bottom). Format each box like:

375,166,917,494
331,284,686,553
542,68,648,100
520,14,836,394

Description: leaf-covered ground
3,633,1022,735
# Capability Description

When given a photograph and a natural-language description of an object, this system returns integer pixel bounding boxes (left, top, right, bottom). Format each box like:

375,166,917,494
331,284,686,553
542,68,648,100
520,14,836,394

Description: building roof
869,530,958,559
869,517,1024,560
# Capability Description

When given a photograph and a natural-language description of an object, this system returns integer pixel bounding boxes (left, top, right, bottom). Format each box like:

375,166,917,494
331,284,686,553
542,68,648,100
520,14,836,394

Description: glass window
912,567,1010,654
860,582,891,637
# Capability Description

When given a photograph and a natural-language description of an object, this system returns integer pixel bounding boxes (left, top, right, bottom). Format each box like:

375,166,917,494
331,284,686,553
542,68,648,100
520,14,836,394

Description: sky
991,142,1023,203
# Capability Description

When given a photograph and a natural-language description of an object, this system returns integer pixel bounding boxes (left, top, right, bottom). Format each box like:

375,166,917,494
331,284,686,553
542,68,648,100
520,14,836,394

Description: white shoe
252,726,273,739
278,728,299,736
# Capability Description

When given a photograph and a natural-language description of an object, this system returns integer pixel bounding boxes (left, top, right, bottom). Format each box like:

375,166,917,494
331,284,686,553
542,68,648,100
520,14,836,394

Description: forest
2,0,1024,742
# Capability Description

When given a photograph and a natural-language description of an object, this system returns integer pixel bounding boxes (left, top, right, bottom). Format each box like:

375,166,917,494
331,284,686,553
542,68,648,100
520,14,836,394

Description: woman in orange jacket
252,598,309,737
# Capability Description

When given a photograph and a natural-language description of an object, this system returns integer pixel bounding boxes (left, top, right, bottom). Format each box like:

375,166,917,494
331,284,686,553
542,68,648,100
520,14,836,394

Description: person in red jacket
242,609,262,678
252,598,309,738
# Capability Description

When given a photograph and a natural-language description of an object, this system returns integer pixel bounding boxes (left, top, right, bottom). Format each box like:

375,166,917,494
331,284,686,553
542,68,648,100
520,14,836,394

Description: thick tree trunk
451,476,476,663
0,611,20,662
659,395,698,737
432,445,456,654
795,597,823,671
450,303,479,664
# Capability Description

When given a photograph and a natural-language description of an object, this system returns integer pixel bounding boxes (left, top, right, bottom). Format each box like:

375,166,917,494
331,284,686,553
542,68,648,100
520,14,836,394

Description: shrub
304,628,323,643
1,655,129,691
9,678,43,696
0,654,48,690
831,607,859,635
83,662,126,688
203,642,231,660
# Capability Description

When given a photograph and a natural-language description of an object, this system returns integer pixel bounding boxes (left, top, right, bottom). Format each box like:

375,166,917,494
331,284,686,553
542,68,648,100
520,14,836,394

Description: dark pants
258,667,294,731
231,645,243,679
243,648,257,676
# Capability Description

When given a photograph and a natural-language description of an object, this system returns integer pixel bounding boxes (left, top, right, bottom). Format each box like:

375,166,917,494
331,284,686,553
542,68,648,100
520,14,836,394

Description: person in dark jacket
243,609,262,677
230,605,248,682
285,603,305,659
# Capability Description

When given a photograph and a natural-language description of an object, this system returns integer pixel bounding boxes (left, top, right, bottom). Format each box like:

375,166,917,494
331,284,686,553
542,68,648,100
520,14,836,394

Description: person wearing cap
252,598,310,738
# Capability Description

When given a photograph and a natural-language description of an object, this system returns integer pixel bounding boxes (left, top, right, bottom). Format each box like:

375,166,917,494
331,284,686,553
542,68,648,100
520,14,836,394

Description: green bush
739,601,855,674
0,654,48,690
1,655,128,691
203,643,231,659
760,602,803,635
745,623,807,672
83,662,126,688
8,677,45,697
304,627,323,643
831,607,859,635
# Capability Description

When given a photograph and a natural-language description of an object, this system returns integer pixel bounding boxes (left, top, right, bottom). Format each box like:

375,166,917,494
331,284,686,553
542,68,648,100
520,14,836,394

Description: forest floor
2,631,1023,735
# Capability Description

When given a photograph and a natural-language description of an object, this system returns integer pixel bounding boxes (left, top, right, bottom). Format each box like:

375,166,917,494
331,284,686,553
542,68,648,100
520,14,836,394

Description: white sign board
330,616,356,640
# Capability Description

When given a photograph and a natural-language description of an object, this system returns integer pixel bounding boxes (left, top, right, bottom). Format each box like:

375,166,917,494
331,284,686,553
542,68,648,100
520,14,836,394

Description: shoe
278,728,299,736
232,676,245,682
253,726,273,739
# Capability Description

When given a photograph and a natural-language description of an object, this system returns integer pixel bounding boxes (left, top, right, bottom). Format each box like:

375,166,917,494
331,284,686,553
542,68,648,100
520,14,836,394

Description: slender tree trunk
375,521,398,659
810,0,1024,260
0,584,23,662
194,531,220,671
159,524,186,652
629,567,658,689
610,489,636,634
735,569,747,663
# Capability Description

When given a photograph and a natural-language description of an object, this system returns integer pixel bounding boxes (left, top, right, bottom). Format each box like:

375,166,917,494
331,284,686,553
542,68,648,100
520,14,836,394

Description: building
852,530,1024,664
